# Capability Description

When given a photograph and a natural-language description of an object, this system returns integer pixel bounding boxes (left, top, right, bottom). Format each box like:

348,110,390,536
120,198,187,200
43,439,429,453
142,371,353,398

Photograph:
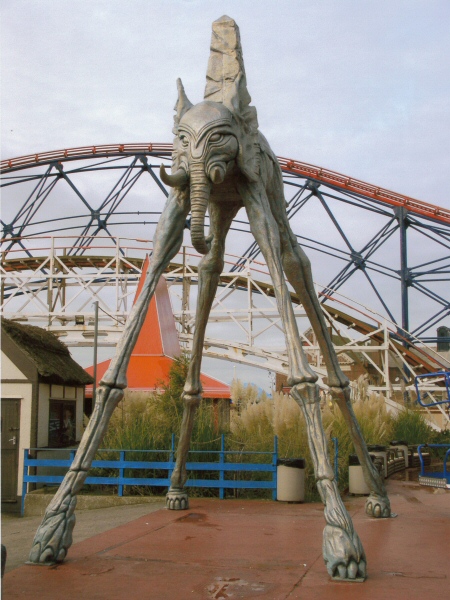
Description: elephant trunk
189,162,211,255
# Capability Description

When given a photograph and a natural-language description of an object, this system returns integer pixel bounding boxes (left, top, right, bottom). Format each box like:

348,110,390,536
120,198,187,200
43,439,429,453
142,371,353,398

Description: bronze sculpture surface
28,16,391,580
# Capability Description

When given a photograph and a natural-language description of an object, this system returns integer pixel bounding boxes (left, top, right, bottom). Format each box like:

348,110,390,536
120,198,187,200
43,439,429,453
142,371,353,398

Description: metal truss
2,144,449,343
1,236,449,429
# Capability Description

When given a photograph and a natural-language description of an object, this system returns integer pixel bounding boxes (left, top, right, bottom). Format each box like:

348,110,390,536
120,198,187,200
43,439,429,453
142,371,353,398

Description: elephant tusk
160,164,189,188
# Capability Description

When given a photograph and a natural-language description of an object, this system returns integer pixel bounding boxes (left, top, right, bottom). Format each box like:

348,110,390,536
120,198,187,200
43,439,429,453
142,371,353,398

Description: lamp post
92,301,99,402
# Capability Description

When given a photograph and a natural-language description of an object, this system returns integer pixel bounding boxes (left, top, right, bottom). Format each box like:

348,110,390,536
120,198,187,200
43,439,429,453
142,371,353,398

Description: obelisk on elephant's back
204,16,260,182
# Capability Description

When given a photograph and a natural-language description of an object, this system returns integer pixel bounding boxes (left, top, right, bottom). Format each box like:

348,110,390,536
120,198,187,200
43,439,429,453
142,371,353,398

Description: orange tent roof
85,258,230,399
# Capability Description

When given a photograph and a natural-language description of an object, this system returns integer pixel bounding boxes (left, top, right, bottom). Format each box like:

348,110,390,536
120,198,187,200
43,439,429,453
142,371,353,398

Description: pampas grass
98,368,439,501
322,381,393,491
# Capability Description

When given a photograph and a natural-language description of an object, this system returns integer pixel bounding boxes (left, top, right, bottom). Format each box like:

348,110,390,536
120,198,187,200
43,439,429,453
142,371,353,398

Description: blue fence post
332,437,339,485
272,435,278,500
118,450,125,497
417,444,425,476
219,434,225,500
444,448,450,480
21,449,29,516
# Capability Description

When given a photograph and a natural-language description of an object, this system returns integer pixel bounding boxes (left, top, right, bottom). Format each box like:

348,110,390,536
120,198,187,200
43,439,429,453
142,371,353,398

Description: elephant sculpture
28,16,391,581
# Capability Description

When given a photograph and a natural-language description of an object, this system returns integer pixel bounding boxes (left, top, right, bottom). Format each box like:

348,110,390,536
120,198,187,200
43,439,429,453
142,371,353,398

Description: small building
1,318,93,507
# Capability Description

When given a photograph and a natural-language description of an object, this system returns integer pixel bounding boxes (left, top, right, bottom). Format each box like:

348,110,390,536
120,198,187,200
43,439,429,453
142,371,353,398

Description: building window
48,401,76,448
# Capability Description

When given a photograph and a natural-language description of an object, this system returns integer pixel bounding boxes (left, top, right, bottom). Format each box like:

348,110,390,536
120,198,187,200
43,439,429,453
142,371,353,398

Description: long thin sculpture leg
28,189,190,564
285,241,390,516
281,239,390,516
335,395,391,517
239,178,366,580
166,202,239,510
266,165,390,518
291,383,366,580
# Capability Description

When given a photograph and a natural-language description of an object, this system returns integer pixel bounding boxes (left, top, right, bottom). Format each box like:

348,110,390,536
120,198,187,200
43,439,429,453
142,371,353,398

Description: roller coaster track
2,144,450,343
278,157,450,226
2,143,449,225
1,236,448,429
0,251,444,373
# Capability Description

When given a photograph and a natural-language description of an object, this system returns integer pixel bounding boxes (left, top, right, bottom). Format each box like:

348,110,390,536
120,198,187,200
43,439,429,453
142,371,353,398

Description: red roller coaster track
1,143,449,225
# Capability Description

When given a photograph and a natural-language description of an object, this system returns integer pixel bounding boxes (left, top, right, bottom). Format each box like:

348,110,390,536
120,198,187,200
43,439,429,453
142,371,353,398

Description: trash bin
386,448,397,477
390,440,409,468
348,454,377,495
367,445,388,478
277,458,305,502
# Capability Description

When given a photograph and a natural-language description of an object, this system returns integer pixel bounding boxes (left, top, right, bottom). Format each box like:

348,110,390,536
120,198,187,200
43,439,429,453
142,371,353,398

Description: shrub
391,407,435,445
102,354,221,451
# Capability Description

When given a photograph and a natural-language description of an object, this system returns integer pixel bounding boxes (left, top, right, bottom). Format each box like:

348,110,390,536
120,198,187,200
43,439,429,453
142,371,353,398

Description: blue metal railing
22,435,279,515
415,371,450,407
417,444,450,486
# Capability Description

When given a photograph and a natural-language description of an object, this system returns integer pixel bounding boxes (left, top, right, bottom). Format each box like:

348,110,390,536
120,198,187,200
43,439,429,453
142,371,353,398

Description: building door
1,399,21,503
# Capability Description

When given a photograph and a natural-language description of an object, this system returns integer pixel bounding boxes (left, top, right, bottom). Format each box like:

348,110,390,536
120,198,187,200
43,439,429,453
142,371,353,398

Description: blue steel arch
1,144,449,343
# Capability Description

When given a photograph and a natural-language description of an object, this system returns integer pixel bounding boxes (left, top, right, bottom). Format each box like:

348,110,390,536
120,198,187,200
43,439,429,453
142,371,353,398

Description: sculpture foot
166,488,189,510
323,524,367,581
365,493,392,518
28,494,77,565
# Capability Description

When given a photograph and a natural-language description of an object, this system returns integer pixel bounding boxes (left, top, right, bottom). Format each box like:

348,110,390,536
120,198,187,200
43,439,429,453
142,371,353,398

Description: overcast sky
2,0,450,204
2,0,450,388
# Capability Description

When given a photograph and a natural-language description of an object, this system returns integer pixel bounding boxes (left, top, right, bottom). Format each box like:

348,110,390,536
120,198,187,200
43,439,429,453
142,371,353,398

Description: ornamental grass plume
229,384,274,452
99,370,439,501
229,386,318,499
322,376,394,489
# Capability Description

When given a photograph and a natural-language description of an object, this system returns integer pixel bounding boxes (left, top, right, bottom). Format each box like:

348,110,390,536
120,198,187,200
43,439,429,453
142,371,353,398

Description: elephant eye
179,135,189,147
210,133,222,143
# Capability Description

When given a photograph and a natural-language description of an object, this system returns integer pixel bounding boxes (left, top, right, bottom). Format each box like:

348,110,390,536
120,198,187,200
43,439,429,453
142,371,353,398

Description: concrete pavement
2,479,449,599
1,501,165,573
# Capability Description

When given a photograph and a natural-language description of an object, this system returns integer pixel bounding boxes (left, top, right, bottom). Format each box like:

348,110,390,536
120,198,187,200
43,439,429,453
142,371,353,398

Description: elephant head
161,84,239,254
160,16,260,255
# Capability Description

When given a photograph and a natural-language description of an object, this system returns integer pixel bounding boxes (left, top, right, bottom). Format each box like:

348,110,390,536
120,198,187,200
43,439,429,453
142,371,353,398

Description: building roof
85,258,230,399
1,318,93,386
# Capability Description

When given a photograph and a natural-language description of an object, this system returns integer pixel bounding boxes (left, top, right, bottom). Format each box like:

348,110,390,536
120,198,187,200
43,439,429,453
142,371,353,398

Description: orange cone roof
85,258,230,399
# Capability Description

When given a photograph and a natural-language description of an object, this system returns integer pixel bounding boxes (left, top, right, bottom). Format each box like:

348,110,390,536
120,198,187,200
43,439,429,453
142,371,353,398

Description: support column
395,207,410,336
395,207,411,400
47,237,55,327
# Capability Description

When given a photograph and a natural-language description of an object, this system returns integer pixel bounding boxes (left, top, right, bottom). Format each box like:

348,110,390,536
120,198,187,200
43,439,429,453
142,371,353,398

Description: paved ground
1,501,166,573
2,479,449,599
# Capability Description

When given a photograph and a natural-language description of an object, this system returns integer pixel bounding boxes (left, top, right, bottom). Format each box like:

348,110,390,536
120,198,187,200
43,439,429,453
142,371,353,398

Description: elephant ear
204,15,260,182
173,78,193,135
171,78,193,170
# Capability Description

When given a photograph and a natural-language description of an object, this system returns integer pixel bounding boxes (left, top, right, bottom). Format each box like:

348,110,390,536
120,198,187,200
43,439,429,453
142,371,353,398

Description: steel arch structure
2,144,449,343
